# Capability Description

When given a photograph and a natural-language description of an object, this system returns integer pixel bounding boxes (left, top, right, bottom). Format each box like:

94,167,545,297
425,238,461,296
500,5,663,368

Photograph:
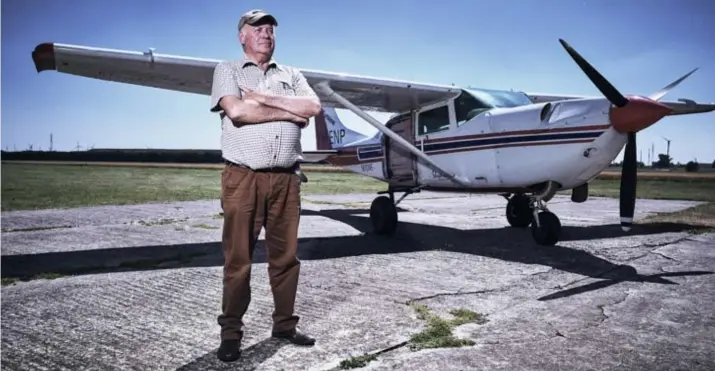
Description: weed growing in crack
339,353,378,369
192,223,219,230
408,303,488,350
333,304,487,369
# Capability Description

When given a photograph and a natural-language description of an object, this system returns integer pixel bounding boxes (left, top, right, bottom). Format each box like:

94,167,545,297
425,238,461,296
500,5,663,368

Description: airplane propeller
558,39,629,108
557,39,697,231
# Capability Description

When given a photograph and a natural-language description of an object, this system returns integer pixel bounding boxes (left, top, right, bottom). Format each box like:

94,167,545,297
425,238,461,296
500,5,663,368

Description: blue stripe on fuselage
424,130,603,153
354,130,604,159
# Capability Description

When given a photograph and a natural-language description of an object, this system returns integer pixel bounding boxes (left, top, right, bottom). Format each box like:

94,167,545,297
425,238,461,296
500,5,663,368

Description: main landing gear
503,181,562,246
369,186,421,235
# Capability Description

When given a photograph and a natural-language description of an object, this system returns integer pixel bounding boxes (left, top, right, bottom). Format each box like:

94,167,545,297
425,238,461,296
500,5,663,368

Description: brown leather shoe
271,328,315,346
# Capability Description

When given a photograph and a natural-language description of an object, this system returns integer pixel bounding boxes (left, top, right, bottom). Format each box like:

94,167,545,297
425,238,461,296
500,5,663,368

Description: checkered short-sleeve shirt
209,58,317,170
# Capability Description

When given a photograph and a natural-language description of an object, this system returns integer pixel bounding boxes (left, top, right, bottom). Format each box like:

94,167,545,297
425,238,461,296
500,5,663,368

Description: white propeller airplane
30,39,715,246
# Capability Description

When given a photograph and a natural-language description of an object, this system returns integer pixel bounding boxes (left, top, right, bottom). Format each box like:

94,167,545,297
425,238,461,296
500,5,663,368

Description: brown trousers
217,163,302,341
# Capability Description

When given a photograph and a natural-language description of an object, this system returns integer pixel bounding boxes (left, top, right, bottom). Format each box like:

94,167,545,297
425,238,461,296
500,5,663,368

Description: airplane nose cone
609,95,672,133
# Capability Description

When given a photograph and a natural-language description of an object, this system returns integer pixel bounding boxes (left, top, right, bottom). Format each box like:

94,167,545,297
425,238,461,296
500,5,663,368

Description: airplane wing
30,42,467,186
525,92,715,116
32,43,461,113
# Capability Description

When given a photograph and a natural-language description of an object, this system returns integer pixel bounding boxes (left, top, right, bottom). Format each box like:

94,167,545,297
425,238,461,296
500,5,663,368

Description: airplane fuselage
316,89,627,194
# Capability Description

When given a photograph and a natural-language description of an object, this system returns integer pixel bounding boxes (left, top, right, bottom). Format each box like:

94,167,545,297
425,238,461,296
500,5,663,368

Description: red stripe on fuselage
426,139,595,156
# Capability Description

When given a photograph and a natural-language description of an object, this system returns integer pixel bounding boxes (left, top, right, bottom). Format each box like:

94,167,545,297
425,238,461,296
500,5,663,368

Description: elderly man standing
209,9,322,363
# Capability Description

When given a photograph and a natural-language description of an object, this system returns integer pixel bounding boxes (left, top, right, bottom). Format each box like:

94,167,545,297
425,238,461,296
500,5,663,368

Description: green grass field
2,162,714,228
0,163,386,211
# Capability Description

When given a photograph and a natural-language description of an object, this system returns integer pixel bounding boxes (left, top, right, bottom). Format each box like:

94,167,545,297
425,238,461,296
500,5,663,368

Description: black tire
506,194,532,228
530,211,562,246
370,196,398,235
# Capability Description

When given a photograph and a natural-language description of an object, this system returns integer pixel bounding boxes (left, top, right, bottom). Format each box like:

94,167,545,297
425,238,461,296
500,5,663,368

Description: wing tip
32,43,56,73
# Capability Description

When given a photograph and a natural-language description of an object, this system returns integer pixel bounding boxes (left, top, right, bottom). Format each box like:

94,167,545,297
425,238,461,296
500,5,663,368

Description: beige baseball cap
238,9,278,30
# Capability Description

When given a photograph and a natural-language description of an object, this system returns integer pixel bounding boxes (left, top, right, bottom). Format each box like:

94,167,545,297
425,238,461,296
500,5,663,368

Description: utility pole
650,143,655,165
49,133,54,151
662,136,671,159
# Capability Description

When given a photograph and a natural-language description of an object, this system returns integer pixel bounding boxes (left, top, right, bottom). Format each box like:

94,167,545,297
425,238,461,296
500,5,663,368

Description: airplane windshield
464,88,533,108
454,88,534,126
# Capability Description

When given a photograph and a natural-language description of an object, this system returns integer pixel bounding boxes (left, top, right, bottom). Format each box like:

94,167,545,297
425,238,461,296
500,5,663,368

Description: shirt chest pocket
268,75,296,96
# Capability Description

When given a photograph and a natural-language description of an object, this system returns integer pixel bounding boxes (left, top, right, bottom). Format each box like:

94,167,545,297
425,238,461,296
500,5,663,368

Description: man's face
239,21,275,56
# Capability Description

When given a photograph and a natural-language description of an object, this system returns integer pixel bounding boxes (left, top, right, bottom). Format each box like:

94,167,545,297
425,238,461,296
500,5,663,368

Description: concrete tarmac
2,192,714,371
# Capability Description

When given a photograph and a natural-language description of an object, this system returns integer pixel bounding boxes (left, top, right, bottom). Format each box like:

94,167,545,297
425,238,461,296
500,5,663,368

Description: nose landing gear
528,199,562,246
504,181,563,246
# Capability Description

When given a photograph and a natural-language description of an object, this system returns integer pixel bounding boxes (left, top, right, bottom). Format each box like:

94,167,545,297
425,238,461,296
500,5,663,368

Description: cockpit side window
417,105,450,135
454,91,491,126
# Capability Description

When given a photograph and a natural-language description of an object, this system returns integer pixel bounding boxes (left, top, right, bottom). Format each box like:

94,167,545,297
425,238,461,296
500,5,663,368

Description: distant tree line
611,152,715,173
0,149,331,165
1,149,225,164
2,149,710,170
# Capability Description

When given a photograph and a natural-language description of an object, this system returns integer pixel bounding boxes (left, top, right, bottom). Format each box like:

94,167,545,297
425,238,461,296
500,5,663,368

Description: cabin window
454,91,491,126
417,105,450,135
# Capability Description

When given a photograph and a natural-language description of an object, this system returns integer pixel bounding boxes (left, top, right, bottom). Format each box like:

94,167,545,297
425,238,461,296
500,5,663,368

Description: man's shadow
176,337,286,371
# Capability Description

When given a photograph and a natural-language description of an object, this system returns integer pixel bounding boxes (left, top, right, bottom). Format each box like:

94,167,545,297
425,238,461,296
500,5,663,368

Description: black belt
224,159,298,173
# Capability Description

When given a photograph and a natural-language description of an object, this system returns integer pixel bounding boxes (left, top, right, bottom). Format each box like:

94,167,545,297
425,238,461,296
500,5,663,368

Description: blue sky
2,0,714,164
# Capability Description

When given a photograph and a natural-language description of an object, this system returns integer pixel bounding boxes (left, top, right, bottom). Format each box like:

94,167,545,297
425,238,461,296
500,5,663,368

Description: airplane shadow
3,207,712,368
3,207,711,298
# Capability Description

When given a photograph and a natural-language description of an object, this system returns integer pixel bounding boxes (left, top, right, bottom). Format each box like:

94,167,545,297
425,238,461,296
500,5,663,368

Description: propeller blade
648,68,699,102
619,132,637,231
558,39,630,108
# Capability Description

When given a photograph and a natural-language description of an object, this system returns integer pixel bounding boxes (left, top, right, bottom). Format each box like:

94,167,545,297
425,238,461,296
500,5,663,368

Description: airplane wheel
370,195,397,235
530,211,561,246
506,194,532,228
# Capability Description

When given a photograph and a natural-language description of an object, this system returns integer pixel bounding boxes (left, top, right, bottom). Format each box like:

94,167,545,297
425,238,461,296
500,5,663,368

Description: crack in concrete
406,288,504,304
643,235,693,249
404,269,554,305
650,250,679,262
373,341,409,356
470,320,571,347
550,235,694,292
526,267,555,279
600,234,693,252
546,320,567,339
474,333,567,346
595,303,608,323
326,341,410,371
595,292,631,327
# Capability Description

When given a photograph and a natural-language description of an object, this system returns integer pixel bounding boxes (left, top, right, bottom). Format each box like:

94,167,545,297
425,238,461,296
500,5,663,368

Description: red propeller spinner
609,95,672,134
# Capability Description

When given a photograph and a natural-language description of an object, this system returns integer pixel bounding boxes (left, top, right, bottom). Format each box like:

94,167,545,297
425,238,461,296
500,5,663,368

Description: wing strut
315,81,471,187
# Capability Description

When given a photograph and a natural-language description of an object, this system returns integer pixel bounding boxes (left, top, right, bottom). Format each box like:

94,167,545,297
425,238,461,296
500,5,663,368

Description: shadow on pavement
176,337,286,371
3,207,712,369
4,207,711,286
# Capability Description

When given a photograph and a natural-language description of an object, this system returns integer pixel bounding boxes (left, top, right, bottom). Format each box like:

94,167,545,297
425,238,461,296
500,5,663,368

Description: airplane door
483,111,504,185
383,112,418,187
